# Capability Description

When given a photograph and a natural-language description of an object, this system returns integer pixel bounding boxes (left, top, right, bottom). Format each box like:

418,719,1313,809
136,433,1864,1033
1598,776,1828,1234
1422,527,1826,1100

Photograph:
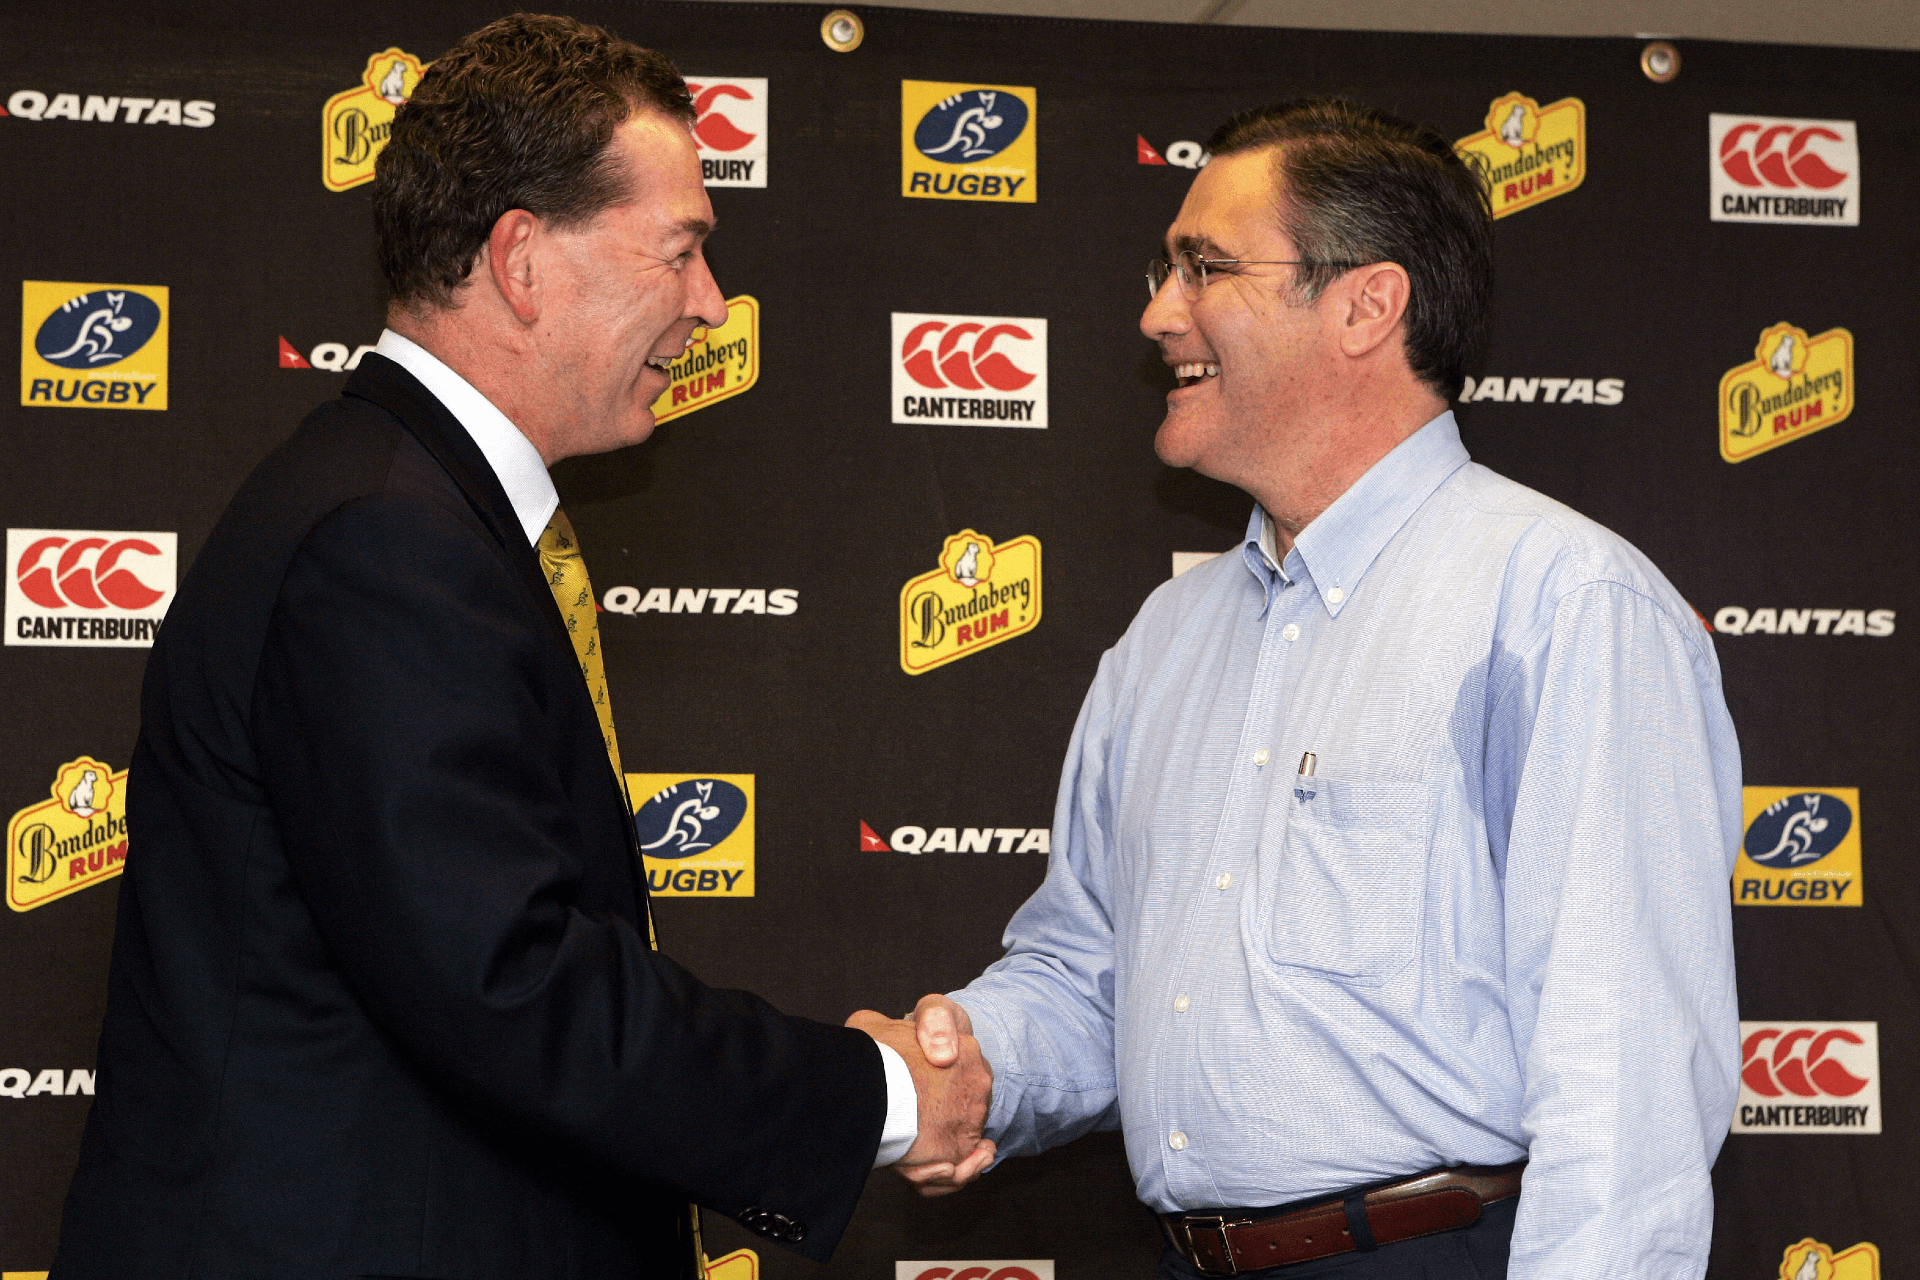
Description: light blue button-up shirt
953,412,1742,1278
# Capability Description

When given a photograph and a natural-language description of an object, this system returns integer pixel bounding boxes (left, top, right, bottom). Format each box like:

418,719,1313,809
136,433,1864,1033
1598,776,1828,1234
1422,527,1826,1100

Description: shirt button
1169,1130,1187,1150
1253,748,1270,767
1282,623,1300,641
1174,994,1190,1013
1216,872,1232,890
1327,586,1346,605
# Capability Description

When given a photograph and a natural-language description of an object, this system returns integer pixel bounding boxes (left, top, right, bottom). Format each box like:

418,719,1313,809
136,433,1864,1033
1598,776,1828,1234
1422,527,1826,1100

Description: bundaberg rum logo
650,296,759,425
323,48,427,191
8,756,128,912
703,1249,758,1280
899,530,1041,675
1454,92,1585,218
1775,1238,1880,1280
1720,322,1854,463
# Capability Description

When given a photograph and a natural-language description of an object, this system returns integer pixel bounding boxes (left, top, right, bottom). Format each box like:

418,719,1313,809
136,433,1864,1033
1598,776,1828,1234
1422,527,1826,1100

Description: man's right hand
846,1006,994,1197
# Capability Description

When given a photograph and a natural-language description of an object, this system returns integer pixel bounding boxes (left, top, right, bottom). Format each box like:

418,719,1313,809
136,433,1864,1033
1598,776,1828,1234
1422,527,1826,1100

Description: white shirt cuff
872,1042,919,1167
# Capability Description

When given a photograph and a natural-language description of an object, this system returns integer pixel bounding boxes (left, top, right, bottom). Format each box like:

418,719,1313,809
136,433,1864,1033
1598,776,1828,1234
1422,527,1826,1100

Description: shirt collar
374,329,558,546
1242,410,1471,616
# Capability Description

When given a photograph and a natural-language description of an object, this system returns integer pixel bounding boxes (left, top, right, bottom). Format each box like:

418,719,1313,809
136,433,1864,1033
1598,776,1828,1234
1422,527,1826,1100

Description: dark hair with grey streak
373,13,696,312
1206,98,1493,400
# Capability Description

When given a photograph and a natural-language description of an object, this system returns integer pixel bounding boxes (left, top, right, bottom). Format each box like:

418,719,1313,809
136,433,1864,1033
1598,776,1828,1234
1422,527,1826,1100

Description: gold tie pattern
537,510,625,793
536,510,705,1276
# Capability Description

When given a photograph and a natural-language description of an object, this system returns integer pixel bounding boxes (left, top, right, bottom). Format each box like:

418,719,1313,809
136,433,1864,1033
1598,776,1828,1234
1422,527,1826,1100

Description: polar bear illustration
954,542,982,587
68,770,100,818
1498,103,1527,148
1769,333,1797,379
378,59,409,105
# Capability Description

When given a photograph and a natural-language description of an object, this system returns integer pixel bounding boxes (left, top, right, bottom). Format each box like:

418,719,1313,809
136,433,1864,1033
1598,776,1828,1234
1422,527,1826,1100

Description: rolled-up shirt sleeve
1492,580,1743,1279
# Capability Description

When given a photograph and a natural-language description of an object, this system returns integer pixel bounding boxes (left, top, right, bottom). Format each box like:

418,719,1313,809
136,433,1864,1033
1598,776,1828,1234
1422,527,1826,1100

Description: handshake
848,994,995,1197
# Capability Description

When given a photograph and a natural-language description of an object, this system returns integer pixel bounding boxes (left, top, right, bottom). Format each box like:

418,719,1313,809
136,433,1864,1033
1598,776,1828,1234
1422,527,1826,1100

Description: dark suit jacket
53,355,884,1279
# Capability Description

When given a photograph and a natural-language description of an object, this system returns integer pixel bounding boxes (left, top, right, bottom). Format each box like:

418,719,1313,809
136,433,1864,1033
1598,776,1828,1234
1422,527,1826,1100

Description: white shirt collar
374,329,558,546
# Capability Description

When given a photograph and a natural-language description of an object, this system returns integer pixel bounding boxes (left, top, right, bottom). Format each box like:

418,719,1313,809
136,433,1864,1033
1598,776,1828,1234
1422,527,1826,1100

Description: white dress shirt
372,330,919,1167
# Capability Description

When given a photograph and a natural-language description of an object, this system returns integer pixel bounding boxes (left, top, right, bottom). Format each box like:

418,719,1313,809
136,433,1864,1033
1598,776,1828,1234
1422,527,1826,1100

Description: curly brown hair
373,13,696,312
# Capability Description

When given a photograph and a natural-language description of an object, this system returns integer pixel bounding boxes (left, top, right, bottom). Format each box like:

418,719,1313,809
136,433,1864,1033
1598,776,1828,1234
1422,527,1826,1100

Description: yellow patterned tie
536,509,706,1276
537,510,626,796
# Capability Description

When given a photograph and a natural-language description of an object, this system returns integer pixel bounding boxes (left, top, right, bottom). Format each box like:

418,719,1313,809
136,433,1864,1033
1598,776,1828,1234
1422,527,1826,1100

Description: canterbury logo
689,82,756,151
14,535,166,610
1741,1026,1869,1098
1718,123,1848,190
900,320,1037,392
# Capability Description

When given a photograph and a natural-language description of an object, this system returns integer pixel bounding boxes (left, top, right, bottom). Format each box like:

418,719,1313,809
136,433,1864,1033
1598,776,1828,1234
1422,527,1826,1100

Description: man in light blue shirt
899,99,1741,1277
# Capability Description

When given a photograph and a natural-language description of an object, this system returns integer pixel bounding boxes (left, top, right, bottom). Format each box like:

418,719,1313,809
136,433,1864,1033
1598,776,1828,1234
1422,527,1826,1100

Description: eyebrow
1171,232,1228,258
669,216,714,243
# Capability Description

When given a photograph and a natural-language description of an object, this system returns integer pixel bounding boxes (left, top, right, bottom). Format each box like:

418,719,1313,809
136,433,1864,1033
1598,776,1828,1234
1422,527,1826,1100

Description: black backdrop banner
2,3,1915,1277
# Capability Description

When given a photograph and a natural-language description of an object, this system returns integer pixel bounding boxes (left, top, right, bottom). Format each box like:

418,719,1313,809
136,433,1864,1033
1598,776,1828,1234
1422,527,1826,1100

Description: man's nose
688,252,728,329
1141,272,1191,342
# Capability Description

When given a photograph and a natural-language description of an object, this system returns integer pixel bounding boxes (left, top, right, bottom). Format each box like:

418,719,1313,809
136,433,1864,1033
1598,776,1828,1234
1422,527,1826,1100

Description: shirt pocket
1254,774,1439,986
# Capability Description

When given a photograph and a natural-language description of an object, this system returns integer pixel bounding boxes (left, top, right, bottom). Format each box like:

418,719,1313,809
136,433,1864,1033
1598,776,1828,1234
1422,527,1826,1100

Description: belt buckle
1181,1214,1251,1277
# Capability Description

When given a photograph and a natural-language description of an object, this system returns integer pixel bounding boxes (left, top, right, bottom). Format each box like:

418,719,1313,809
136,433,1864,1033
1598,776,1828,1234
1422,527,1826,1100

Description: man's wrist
947,993,1009,1145
872,1041,918,1167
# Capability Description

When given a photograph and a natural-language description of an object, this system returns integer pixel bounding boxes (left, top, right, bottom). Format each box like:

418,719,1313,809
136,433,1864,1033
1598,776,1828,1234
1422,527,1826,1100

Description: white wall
707,0,1920,50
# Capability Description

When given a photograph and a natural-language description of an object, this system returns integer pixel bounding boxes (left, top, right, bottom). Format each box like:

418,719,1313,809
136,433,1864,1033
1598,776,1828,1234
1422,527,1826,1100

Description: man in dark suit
52,16,991,1279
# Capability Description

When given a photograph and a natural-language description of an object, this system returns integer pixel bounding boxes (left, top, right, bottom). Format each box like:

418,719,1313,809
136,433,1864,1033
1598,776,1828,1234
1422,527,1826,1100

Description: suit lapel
341,353,650,877
342,353,565,636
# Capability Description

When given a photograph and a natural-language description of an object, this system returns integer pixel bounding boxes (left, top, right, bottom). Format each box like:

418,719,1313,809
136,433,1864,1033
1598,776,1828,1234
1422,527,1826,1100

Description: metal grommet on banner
1640,40,1680,83
821,8,864,52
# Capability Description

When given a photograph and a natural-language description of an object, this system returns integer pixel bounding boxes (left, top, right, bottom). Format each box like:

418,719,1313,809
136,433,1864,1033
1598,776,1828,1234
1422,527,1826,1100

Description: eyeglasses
1146,249,1359,300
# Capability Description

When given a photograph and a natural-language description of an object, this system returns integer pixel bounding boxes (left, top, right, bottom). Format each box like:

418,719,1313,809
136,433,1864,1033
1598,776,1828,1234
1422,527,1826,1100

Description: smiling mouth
645,335,697,376
1174,361,1220,388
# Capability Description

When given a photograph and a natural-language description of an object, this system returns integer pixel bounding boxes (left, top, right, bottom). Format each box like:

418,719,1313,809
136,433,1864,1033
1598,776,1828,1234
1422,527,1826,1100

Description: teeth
647,355,673,369
1175,362,1220,379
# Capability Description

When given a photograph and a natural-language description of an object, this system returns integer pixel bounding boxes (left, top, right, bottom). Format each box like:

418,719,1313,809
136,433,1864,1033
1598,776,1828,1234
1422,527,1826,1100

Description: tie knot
542,509,581,558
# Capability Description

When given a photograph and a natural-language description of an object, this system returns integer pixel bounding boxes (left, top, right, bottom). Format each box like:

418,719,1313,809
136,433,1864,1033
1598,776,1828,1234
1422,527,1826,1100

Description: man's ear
1336,262,1412,359
485,208,543,325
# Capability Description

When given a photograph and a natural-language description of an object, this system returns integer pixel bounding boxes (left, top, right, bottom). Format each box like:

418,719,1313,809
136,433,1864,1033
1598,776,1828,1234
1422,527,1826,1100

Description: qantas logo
278,337,378,371
1136,135,1209,168
0,1067,96,1096
861,821,1049,854
601,586,796,616
4,90,214,127
1712,607,1892,636
1458,376,1622,404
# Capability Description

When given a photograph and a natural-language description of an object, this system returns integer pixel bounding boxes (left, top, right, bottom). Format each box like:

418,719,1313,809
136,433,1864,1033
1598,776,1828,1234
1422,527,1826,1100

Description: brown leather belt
1159,1161,1525,1276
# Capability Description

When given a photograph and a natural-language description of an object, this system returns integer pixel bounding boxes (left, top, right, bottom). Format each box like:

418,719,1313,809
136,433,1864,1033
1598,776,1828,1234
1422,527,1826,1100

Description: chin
1152,414,1207,471
623,414,657,447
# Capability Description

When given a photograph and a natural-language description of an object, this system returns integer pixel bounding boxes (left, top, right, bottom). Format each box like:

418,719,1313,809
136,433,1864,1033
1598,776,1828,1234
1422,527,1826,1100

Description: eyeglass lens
1146,251,1206,299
